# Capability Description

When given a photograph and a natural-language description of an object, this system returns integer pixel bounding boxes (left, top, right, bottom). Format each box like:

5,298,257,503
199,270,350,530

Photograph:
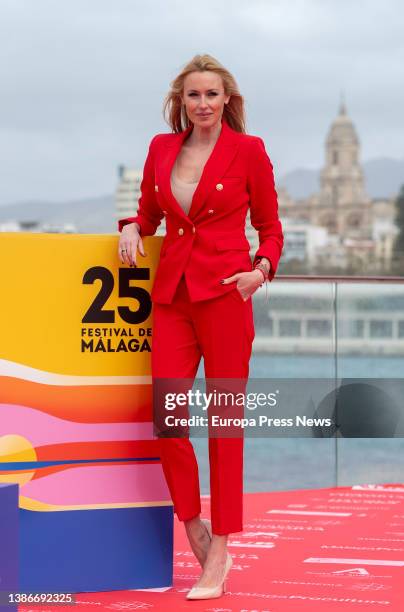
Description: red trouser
151,274,255,535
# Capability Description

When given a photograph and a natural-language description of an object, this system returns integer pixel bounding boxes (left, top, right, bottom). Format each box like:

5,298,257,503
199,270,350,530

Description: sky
0,0,403,205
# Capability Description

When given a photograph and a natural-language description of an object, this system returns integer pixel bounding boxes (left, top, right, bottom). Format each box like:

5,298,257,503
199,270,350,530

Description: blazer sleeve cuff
117,216,140,233
117,214,158,236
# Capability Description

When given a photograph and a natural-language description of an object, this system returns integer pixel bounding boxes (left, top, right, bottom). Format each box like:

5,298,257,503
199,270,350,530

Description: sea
191,353,404,494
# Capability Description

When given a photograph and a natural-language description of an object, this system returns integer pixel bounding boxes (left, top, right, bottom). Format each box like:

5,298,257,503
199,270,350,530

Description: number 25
82,266,151,324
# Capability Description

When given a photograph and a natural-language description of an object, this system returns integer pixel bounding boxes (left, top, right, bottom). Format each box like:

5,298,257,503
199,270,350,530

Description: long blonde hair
163,54,246,134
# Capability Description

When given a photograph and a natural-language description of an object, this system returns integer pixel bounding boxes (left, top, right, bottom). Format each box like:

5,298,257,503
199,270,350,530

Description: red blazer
118,117,284,304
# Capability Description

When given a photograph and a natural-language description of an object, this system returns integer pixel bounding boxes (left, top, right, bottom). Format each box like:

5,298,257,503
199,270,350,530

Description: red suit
118,117,283,534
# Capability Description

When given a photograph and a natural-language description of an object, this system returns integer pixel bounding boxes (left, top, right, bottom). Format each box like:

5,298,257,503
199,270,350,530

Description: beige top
170,159,199,215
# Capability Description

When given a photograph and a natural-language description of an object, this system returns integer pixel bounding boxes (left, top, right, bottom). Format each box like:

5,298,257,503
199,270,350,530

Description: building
281,218,329,266
277,101,397,270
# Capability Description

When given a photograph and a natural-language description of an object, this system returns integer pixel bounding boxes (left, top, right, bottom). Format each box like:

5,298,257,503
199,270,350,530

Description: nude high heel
186,551,233,600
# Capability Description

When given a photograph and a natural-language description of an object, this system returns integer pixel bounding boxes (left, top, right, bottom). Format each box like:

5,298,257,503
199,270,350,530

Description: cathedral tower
317,99,371,237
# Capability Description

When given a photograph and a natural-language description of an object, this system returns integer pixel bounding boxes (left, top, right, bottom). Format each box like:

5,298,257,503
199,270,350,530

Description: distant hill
363,158,404,198
277,168,320,200
278,157,404,200
0,194,116,233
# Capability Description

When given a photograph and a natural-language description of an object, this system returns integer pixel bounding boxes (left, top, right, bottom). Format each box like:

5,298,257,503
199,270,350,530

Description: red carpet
20,484,404,611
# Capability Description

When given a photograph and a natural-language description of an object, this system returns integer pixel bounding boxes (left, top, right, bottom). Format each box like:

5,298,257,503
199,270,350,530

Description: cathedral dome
326,101,359,147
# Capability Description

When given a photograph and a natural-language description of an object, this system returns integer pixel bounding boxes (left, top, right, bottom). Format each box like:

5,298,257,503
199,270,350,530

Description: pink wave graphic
21,463,171,505
0,403,154,446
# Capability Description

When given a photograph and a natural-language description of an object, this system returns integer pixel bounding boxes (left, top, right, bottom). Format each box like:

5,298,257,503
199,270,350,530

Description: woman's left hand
220,270,264,301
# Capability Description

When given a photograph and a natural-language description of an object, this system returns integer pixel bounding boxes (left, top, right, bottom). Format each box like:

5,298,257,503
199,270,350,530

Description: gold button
178,227,184,236
216,183,223,191
208,209,214,214
155,185,159,192
192,226,196,233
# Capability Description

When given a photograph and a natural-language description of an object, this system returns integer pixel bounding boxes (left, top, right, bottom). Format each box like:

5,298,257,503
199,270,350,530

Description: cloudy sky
0,0,403,205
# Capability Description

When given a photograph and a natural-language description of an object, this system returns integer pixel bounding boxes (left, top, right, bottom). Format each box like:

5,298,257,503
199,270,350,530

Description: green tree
393,184,404,274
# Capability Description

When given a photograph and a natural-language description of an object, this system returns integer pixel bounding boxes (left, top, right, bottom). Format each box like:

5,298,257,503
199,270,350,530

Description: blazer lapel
159,118,241,222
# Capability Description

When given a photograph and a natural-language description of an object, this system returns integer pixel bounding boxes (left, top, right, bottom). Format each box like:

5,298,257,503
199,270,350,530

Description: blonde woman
118,54,283,600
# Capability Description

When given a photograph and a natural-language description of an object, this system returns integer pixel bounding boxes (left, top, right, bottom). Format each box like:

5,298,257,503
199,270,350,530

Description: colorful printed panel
0,233,172,592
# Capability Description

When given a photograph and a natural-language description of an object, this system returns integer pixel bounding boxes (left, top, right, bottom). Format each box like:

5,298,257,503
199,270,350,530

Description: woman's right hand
118,222,146,267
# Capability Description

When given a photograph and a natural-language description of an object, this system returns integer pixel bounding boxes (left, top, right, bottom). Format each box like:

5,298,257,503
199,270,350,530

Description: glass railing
194,275,404,494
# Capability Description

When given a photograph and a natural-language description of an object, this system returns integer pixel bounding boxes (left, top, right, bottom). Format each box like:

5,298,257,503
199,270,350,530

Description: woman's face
181,70,230,129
